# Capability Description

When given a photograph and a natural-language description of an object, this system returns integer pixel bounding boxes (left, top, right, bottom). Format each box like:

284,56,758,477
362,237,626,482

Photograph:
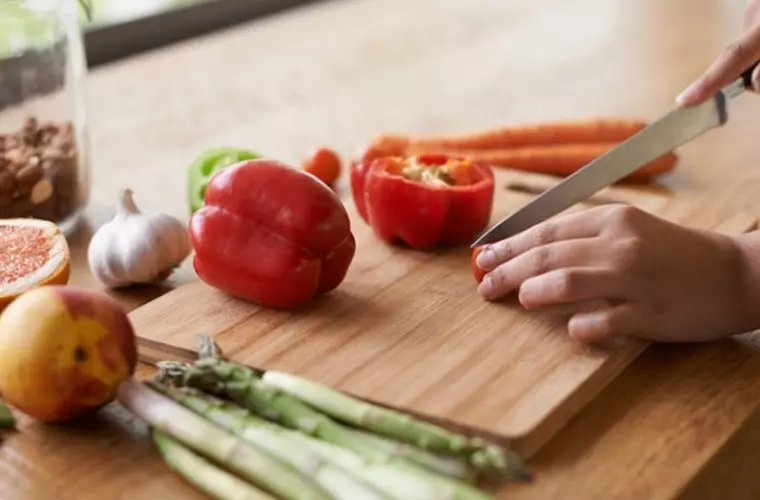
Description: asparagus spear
344,426,476,481
159,358,479,478
151,382,493,500
193,335,517,470
260,371,527,480
149,381,392,500
261,371,469,451
0,398,14,429
197,333,224,359
117,378,332,500
185,336,478,480
298,433,494,500
261,370,515,467
153,430,277,500
160,356,528,481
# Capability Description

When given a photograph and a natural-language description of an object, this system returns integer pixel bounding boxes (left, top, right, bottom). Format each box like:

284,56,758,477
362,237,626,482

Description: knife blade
471,62,759,248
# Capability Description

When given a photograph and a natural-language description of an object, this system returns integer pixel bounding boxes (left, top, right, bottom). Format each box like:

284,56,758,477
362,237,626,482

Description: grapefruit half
0,219,70,311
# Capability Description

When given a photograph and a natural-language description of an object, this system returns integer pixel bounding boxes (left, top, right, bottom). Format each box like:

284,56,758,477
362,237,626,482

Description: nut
0,117,80,221
30,179,54,205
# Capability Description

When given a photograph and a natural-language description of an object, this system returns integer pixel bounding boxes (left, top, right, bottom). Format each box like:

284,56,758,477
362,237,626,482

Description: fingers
567,304,641,343
478,238,607,299
676,23,760,106
476,207,610,272
753,63,760,93
517,267,630,309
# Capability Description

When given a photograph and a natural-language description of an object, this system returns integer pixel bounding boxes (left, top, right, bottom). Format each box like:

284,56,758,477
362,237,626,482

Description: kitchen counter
3,0,760,498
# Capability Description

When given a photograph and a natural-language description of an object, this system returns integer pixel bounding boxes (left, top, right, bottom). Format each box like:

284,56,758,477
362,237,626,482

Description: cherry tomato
471,245,486,283
303,148,342,187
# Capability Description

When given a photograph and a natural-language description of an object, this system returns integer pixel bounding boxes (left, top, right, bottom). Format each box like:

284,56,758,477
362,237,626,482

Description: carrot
403,143,678,182
372,118,648,152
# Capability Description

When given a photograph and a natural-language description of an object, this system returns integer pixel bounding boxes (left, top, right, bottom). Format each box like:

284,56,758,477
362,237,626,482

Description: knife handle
741,60,760,90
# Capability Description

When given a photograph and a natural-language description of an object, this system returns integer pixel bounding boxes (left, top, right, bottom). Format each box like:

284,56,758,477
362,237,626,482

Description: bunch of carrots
364,118,678,182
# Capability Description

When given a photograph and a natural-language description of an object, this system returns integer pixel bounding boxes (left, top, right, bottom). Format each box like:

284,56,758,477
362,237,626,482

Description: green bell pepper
0,398,15,429
188,147,262,213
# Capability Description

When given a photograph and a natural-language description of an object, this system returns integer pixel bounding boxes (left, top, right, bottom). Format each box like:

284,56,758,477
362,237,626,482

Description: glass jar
0,0,89,235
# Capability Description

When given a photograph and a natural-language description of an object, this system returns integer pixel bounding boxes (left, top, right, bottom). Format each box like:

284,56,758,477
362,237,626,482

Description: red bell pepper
352,153,495,250
350,143,397,223
189,159,356,309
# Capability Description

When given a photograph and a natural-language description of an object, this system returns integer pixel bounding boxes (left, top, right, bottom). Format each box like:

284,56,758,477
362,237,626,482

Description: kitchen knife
471,61,760,248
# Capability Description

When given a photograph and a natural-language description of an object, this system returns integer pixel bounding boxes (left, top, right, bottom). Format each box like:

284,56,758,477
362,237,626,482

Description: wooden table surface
5,0,760,498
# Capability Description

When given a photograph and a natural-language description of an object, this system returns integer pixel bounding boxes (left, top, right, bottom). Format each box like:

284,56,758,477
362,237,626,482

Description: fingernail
476,246,496,269
675,83,698,106
568,314,594,332
478,275,493,297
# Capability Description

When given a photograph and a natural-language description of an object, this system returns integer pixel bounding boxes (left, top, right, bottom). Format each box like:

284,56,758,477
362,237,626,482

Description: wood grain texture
129,169,758,458
3,0,760,498
503,339,760,500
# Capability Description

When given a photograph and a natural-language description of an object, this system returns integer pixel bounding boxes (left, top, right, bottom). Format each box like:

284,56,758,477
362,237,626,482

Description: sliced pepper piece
350,143,398,222
188,147,261,214
357,154,495,250
471,245,486,283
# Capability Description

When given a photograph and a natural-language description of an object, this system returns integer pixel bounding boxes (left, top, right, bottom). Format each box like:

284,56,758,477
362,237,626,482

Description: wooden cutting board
128,169,758,458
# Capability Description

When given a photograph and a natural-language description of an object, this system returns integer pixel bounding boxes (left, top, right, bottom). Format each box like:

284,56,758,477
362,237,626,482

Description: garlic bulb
88,189,191,288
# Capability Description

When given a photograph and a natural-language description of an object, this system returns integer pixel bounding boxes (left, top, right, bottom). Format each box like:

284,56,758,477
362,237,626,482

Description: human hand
474,205,755,343
676,0,760,106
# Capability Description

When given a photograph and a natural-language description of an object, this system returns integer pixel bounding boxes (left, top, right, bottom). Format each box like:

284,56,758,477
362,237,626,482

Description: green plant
78,0,92,21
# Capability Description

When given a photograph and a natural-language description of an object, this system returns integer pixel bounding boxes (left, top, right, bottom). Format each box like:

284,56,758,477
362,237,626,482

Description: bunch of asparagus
118,335,529,500
0,398,14,429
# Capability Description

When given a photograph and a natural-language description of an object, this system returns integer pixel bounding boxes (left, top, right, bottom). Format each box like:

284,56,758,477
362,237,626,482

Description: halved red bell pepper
189,158,356,309
353,153,495,250
350,143,397,223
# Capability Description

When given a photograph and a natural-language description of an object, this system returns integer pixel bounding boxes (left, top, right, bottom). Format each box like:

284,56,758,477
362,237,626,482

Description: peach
0,285,137,423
